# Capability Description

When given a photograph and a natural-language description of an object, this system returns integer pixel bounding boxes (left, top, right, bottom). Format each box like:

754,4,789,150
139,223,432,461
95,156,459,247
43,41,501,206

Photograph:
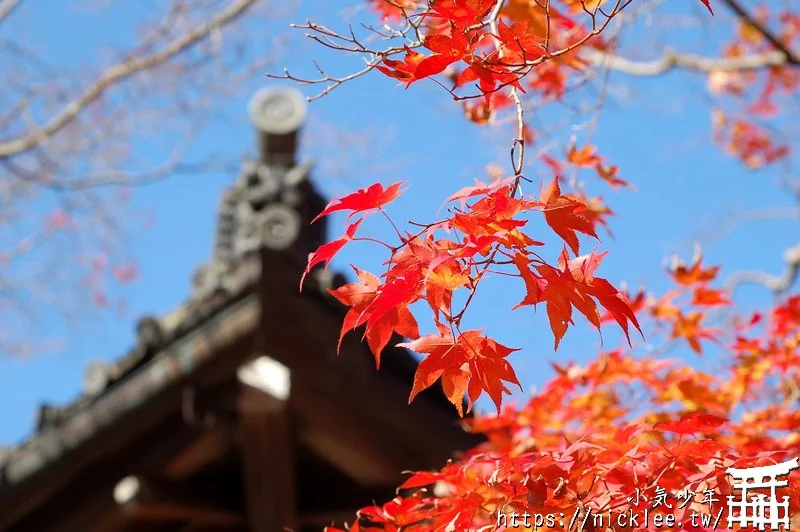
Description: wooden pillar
237,356,296,532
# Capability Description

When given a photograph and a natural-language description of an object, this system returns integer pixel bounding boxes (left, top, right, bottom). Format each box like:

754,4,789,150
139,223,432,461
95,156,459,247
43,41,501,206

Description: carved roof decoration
0,87,344,470
0,87,484,532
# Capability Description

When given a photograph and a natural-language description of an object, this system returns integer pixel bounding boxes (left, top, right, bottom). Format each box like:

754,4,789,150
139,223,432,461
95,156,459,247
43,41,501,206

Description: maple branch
0,0,257,159
724,242,800,295
581,47,792,75
449,0,529,328
720,0,800,66
588,0,800,76
276,60,386,102
2,148,239,191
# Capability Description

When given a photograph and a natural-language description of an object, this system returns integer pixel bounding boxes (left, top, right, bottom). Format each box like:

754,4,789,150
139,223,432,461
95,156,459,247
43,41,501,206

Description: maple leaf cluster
274,1,800,532
303,174,642,415
294,0,722,419
322,277,800,532
271,1,800,531
370,0,617,125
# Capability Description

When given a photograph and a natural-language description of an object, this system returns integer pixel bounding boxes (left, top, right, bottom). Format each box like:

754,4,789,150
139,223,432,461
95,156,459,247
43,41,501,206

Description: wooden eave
0,249,484,531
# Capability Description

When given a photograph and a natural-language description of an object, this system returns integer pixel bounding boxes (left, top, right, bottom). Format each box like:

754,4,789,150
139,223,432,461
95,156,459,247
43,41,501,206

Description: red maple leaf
399,330,521,415
300,219,362,289
496,19,545,63
426,0,495,27
328,267,420,367
538,178,598,255
312,181,406,224
376,47,435,87
653,412,726,434
514,247,642,349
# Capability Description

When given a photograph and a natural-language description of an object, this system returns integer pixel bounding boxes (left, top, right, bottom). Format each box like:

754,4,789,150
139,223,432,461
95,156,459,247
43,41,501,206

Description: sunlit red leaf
653,412,726,434
312,182,406,224
301,219,363,289
539,178,598,255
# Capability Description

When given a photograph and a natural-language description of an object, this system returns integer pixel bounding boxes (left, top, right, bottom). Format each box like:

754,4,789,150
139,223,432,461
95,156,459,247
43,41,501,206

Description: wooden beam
238,374,296,532
290,376,410,485
163,423,235,479
113,475,244,526
256,251,484,473
0,294,261,531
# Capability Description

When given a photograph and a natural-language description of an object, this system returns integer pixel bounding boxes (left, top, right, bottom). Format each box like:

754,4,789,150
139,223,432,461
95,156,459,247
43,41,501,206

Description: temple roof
0,87,482,532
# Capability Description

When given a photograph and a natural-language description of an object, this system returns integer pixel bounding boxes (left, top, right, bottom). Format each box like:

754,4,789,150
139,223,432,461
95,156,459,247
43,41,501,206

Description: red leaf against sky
328,267,420,367
300,219,362,289
653,412,726,434
580,194,615,236
600,288,646,324
699,0,714,16
414,24,480,81
399,330,521,415
538,178,598,255
426,0,495,27
514,247,642,349
496,19,545,63
445,176,516,207
692,285,731,307
595,164,632,189
312,181,406,224
670,253,720,286
671,311,719,354
454,61,525,100
376,47,428,86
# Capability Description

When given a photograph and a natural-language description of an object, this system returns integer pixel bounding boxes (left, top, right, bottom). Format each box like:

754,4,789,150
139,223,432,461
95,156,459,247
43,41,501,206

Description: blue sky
0,0,796,444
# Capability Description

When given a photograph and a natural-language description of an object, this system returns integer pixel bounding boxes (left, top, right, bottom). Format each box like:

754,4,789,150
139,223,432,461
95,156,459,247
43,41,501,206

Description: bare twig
719,0,800,66
0,0,257,158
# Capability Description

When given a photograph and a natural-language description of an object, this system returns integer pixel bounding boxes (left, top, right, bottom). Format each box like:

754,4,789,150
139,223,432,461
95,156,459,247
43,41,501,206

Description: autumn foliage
278,0,800,530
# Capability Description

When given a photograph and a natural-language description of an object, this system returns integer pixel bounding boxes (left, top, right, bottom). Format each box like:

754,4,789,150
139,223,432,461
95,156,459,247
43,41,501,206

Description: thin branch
720,0,800,65
0,0,257,159
582,47,791,76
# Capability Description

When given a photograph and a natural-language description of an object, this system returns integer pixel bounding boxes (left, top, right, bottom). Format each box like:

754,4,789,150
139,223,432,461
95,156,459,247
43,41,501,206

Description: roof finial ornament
248,86,307,168
191,87,317,303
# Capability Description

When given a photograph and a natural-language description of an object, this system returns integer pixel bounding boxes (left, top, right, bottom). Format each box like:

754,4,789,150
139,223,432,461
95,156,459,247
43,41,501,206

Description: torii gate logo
726,457,799,531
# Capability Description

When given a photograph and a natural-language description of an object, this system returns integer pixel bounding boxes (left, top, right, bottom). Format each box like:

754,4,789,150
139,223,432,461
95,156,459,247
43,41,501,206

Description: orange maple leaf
671,311,718,354
566,144,602,167
514,247,642,349
329,266,421,368
669,253,720,286
399,331,521,415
